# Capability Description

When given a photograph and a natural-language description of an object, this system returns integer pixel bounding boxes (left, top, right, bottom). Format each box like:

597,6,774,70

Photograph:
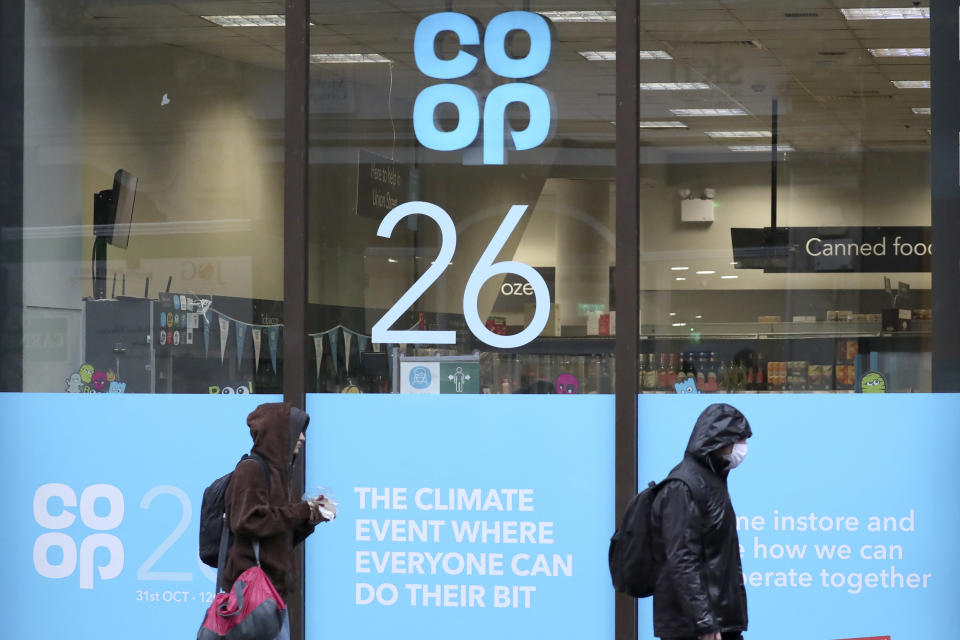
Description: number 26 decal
372,201,550,349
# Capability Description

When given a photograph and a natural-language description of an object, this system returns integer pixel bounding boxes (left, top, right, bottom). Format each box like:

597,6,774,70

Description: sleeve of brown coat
227,460,312,538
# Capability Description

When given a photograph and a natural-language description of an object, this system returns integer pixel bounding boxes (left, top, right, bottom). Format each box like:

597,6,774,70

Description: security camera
703,188,716,200
679,188,692,200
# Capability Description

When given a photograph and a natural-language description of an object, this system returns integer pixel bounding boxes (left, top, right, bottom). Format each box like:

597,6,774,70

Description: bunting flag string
203,315,211,357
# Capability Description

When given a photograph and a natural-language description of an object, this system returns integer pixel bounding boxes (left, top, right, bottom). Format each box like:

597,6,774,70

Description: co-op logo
33,483,124,589
413,11,553,165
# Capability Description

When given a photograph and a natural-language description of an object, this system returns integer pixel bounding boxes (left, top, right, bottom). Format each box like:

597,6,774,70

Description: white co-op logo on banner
33,483,125,589
413,11,554,165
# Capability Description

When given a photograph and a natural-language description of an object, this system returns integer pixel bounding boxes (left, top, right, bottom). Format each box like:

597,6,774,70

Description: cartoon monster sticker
91,371,108,392
556,373,578,394
674,378,700,394
860,371,887,393
78,363,95,384
64,373,83,393
108,381,126,393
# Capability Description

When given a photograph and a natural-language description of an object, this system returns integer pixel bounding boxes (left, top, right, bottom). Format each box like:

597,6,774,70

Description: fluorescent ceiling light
869,48,929,57
913,107,931,115
639,50,673,60
695,315,703,319
670,266,689,271
721,275,739,279
640,121,688,129
729,144,795,152
840,8,930,20
672,322,687,327
892,80,930,89
580,50,672,61
705,131,772,138
579,51,616,61
387,258,398,263
696,270,716,275
539,10,616,22
202,15,286,27
641,82,711,90
669,312,677,316
675,277,687,281
311,53,391,63
670,108,747,116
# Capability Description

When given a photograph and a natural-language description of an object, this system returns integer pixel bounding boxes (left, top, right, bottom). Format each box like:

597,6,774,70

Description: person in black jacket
650,403,752,640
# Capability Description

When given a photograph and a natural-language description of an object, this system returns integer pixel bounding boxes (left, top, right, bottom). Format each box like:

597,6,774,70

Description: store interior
19,0,932,393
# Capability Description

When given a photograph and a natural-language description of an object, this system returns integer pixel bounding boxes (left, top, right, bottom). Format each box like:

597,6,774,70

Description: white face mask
724,442,748,469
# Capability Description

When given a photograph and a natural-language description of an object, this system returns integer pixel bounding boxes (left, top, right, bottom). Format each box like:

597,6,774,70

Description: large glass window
307,2,617,395
18,1,285,394
636,0,932,394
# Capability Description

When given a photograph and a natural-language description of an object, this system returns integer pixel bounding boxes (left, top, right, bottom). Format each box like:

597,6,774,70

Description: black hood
685,403,752,462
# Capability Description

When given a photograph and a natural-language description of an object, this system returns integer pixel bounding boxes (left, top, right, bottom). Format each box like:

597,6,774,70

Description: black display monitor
92,169,138,299
94,169,137,248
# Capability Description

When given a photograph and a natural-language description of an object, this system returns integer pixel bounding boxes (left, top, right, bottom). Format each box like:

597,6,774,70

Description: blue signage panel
303,394,615,640
1,393,281,639
637,394,960,640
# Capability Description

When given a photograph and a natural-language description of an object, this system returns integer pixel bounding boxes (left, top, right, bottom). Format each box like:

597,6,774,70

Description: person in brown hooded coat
222,402,326,638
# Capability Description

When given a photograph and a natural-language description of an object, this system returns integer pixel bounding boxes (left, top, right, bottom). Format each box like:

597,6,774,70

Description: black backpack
199,453,271,568
608,474,694,598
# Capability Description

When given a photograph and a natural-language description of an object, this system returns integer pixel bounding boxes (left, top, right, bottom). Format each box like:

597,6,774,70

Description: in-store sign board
413,11,554,165
731,227,932,273
356,150,412,220
372,202,550,349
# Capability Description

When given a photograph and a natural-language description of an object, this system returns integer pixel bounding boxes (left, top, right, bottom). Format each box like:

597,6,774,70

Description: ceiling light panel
539,10,616,22
705,131,772,138
913,107,931,115
729,144,795,152
579,51,616,61
892,80,931,89
310,53,391,64
869,48,930,57
670,108,748,116
641,82,711,91
640,121,688,129
202,15,286,27
840,8,930,20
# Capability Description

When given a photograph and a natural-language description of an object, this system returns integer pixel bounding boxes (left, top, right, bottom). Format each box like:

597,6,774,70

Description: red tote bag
197,564,286,640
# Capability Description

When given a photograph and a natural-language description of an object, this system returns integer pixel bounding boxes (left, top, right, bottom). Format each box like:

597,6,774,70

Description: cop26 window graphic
3,393,280,640
413,11,554,165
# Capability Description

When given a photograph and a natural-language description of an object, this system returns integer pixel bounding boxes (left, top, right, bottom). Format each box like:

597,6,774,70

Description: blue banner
637,394,960,640
303,394,615,640
1,393,281,639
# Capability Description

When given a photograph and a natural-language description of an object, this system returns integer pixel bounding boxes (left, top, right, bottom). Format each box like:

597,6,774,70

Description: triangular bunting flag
314,333,325,379
329,327,340,376
267,326,280,373
219,315,230,364
203,315,211,357
344,330,353,376
236,322,248,366
251,328,262,371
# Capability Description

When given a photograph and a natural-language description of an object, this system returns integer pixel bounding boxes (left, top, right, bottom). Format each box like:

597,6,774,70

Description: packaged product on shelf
820,364,834,390
757,315,781,323
836,339,858,362
807,364,822,388
787,361,809,390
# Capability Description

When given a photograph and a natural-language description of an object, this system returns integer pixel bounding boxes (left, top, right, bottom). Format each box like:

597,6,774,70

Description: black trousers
667,634,743,640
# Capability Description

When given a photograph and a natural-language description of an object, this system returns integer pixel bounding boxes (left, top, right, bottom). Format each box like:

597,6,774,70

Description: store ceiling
60,0,930,154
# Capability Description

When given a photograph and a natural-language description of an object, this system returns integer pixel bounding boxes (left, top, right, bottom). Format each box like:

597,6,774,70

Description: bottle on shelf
637,353,647,392
746,354,756,391
717,358,728,392
643,353,658,391
658,353,671,391
671,353,683,386
755,352,767,391
695,352,707,390
706,352,718,392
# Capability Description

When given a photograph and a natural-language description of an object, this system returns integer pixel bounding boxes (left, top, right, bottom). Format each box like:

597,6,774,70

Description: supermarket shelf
641,320,931,340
